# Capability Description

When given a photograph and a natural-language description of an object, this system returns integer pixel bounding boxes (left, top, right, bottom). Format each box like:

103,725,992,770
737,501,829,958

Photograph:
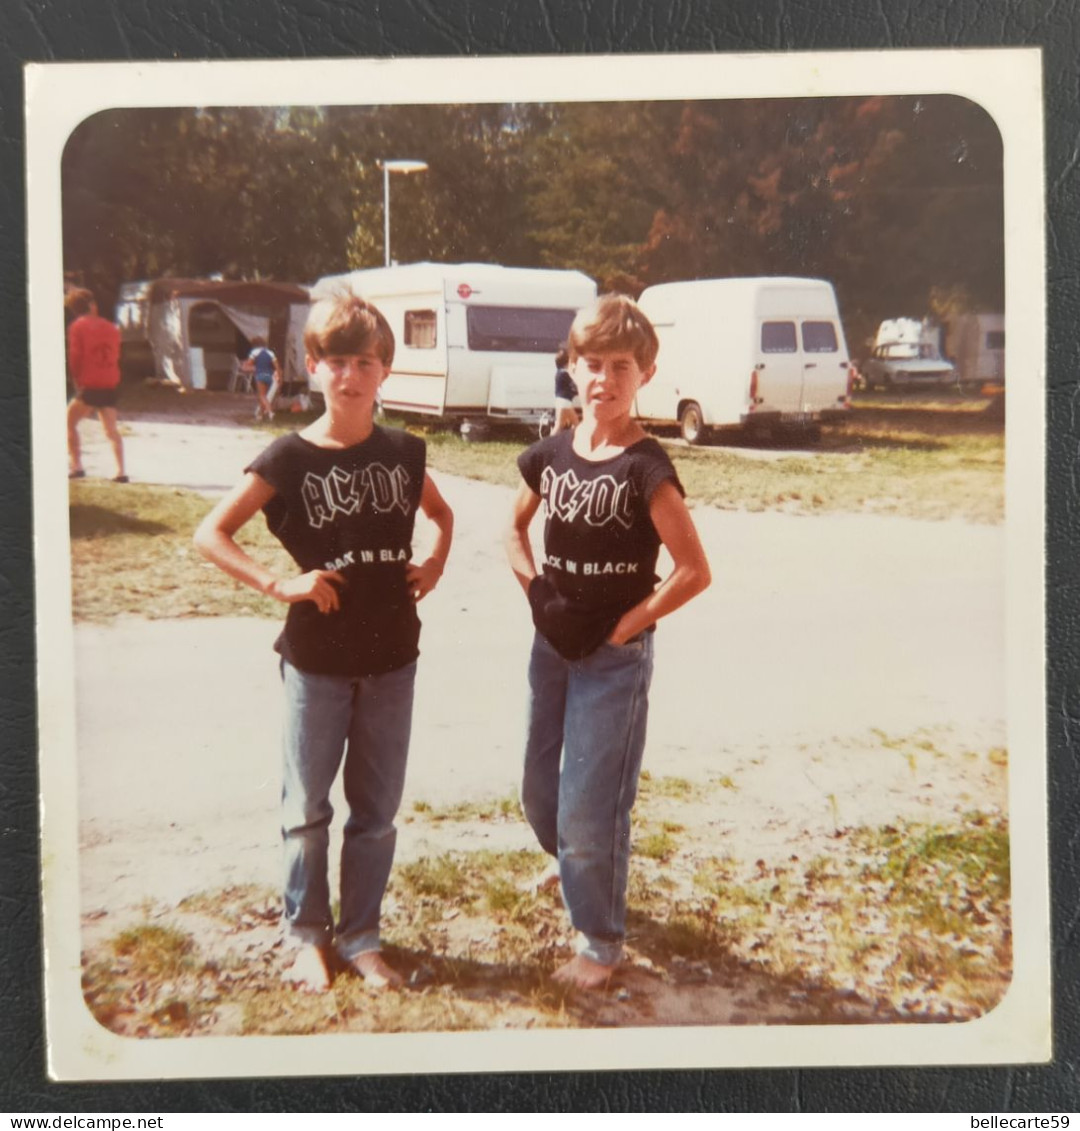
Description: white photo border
27,49,1048,1080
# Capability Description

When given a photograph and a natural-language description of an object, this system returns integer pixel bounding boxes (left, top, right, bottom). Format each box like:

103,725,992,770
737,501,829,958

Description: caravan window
404,309,437,349
801,321,839,353
466,305,576,353
761,321,797,353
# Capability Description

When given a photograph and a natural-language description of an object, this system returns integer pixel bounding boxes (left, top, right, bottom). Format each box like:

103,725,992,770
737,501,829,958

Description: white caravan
313,263,597,431
944,313,1005,389
635,277,853,443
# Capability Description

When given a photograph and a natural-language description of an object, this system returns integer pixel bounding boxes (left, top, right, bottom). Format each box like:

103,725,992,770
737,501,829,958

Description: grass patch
637,772,704,801
82,803,1010,1034
648,910,735,961
110,922,197,979
387,848,563,978
83,918,214,1035
691,855,741,893
394,849,545,906
848,816,1010,929
177,884,278,924
670,427,1002,524
396,420,531,490
625,795,1011,1020
69,479,295,622
721,811,1011,1018
395,401,1003,524
636,830,679,861
397,854,471,900
409,792,523,824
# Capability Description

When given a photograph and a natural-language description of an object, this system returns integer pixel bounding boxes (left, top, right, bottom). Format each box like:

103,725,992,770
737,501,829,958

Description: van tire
679,401,708,445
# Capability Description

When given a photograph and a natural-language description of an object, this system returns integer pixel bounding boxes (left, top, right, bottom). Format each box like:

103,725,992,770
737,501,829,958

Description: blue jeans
521,631,655,966
280,657,416,958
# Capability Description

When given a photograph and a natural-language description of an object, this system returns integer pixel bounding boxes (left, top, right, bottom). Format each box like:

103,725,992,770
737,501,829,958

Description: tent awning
147,278,309,306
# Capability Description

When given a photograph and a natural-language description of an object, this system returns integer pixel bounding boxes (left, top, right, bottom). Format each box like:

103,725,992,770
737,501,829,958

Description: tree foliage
62,95,1003,350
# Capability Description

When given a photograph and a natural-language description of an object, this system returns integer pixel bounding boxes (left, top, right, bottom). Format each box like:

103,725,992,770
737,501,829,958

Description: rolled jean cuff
575,932,623,967
287,923,332,949
336,928,382,960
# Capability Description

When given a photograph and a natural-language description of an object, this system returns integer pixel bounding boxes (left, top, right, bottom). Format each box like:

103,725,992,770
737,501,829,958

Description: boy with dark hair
66,288,127,482
506,294,711,989
195,289,453,991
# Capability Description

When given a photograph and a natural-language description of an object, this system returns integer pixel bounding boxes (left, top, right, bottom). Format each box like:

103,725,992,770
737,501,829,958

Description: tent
134,278,310,391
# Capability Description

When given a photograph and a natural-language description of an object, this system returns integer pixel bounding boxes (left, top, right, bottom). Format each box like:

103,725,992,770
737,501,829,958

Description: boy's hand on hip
406,558,444,602
269,570,345,614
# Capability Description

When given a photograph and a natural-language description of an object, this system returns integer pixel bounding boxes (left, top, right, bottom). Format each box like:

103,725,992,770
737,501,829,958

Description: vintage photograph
28,51,1048,1079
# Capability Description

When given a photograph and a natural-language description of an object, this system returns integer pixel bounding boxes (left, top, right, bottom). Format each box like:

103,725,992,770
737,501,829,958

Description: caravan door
376,294,449,416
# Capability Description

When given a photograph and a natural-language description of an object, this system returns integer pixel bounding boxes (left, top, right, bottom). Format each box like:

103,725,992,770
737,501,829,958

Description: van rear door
756,318,804,415
798,318,848,413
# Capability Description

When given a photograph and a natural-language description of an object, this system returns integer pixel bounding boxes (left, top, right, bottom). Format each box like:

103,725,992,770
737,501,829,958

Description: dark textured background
3,0,1076,1113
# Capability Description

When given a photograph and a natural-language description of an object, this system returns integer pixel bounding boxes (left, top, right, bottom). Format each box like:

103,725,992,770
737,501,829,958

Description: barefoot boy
195,290,453,991
506,294,711,989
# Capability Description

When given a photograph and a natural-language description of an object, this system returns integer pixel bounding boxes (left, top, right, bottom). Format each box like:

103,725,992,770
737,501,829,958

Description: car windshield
881,343,918,359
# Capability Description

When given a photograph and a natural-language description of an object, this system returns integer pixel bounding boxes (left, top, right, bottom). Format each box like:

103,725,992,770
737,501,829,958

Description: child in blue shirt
242,336,281,421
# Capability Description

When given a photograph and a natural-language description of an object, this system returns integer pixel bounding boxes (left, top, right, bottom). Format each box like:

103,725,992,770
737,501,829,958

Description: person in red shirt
66,288,127,482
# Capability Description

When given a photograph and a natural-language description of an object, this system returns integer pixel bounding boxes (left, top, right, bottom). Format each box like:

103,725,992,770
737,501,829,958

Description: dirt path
72,407,1008,1032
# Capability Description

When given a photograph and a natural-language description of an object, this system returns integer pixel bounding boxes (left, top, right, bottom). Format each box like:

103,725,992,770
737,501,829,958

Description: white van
635,277,854,443
313,262,597,432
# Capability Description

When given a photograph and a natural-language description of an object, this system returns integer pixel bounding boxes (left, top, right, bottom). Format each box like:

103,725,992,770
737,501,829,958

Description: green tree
635,95,1003,351
523,101,681,292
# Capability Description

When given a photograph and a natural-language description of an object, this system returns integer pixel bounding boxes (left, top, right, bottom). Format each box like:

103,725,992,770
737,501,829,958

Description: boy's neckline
295,422,380,451
568,423,649,464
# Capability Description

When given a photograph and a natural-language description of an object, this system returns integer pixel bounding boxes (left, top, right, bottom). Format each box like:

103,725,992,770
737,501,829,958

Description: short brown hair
568,294,659,370
65,288,96,318
304,288,395,366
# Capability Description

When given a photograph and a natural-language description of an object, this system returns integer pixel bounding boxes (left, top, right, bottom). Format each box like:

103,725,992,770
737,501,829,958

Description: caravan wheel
679,401,708,445
460,419,491,443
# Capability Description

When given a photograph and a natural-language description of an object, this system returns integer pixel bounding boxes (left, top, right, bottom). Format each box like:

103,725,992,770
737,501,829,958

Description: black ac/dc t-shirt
517,430,684,660
246,427,426,677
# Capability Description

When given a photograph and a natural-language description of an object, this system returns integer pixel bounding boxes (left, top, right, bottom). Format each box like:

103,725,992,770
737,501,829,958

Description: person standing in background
552,345,579,435
243,336,282,421
66,288,127,483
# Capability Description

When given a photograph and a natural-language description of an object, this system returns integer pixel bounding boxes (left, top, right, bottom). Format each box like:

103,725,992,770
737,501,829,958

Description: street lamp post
379,159,428,267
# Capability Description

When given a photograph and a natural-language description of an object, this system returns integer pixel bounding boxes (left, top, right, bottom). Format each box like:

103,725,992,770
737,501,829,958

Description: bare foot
283,944,331,993
345,950,403,989
551,954,616,990
522,859,561,896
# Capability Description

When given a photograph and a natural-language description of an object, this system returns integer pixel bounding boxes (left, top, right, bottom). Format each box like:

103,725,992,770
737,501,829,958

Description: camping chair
229,357,254,394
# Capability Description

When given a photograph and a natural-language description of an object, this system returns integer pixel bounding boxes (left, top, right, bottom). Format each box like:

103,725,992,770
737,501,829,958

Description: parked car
860,341,957,391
